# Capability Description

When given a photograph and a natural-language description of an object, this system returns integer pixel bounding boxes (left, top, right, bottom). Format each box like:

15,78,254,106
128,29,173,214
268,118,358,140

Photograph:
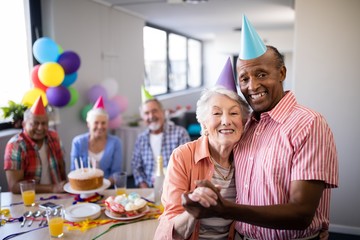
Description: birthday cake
104,192,148,217
68,168,104,191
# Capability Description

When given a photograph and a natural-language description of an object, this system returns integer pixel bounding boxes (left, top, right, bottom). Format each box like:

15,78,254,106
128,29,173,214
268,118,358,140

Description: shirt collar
194,135,211,164
249,91,296,124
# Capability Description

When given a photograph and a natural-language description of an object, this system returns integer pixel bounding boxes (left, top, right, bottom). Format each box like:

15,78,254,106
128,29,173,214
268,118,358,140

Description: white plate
65,203,101,218
63,179,111,194
104,206,149,220
65,209,101,222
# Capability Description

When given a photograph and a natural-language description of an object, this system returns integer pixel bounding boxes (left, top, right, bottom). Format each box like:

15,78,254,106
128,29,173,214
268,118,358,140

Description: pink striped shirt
234,91,338,239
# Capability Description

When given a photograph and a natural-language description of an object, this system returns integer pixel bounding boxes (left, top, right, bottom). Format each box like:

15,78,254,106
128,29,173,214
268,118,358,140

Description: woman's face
203,93,244,148
88,114,108,138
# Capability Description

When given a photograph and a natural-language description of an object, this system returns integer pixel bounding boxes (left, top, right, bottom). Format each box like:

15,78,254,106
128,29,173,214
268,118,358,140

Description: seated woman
154,75,250,240
70,96,122,184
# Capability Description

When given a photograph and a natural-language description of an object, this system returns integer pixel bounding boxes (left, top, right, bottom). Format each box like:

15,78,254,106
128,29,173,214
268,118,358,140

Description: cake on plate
105,192,148,218
68,168,104,191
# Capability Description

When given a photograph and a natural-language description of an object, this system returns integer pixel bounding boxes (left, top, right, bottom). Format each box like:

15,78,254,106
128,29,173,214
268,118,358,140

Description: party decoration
61,72,78,87
239,14,266,60
141,85,154,103
87,85,108,104
22,88,48,107
215,57,237,92
30,96,46,115
32,37,60,63
67,87,79,107
81,80,129,129
100,78,118,98
31,64,48,92
38,62,65,87
108,114,123,129
81,104,93,122
46,86,71,107
57,51,81,74
93,96,105,109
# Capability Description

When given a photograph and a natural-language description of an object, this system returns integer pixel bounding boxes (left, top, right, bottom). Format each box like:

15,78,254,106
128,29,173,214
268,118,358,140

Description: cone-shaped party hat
141,85,154,103
93,96,105,109
215,57,237,92
239,14,266,60
31,96,46,115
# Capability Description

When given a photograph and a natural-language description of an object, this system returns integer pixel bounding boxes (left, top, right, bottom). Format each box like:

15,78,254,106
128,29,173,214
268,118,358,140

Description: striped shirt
234,91,338,239
131,122,191,187
4,130,66,184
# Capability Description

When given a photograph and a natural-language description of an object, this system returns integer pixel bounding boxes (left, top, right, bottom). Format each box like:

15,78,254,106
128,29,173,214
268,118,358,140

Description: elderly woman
154,85,250,240
70,101,122,184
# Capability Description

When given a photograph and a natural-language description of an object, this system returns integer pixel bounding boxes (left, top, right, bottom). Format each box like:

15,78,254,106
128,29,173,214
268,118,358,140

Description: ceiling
94,0,295,40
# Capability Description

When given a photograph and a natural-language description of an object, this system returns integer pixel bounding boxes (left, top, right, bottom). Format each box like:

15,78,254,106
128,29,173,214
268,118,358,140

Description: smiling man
182,15,339,240
131,86,191,188
4,96,66,194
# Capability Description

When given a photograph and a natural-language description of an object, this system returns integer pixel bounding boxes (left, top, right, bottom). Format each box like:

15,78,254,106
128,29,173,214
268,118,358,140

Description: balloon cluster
81,78,128,129
22,37,80,108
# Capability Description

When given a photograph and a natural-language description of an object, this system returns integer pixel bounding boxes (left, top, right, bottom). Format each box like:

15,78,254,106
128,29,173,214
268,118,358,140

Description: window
0,0,33,110
143,25,203,96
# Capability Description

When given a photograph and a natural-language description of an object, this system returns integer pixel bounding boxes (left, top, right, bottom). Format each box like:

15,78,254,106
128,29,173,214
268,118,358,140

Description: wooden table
0,188,159,240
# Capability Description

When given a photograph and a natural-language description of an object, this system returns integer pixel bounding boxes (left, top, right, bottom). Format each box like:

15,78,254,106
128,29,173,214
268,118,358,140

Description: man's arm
183,179,325,230
6,170,66,194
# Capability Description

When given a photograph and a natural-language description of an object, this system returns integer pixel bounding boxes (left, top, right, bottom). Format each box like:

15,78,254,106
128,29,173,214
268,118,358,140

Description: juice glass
113,171,127,195
19,180,36,207
47,206,64,238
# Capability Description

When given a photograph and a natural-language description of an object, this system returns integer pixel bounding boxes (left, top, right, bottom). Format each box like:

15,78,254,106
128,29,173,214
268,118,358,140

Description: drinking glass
47,206,64,238
19,180,36,207
113,171,127,195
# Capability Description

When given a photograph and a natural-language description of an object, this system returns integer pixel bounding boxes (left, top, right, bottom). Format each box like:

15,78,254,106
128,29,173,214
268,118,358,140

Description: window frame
144,23,204,97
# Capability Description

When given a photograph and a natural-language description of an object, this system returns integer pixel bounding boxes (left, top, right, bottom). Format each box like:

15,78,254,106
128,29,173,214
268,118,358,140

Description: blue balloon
61,72,78,87
33,37,60,63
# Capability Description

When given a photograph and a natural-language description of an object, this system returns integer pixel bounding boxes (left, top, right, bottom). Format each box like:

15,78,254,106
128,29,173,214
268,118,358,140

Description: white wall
294,0,360,235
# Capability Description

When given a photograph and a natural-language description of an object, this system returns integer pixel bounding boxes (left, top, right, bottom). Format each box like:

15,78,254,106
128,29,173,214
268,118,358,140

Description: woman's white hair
196,86,250,136
86,108,109,123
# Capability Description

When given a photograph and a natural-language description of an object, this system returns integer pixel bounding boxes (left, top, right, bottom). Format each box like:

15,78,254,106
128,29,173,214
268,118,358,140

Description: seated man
131,86,191,188
4,96,67,194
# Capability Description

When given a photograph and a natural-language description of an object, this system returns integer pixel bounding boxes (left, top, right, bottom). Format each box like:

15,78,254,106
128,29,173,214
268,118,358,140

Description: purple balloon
57,51,81,74
46,86,71,107
87,85,108,103
105,99,121,120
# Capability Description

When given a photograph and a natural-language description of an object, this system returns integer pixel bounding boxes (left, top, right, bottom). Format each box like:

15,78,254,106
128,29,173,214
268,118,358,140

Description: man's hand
182,180,226,219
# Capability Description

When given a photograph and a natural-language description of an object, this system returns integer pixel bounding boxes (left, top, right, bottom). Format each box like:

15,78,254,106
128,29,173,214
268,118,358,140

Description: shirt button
244,184,249,188
249,157,253,161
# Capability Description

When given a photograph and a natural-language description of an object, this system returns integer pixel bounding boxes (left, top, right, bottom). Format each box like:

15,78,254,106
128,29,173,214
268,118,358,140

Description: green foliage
1,100,28,121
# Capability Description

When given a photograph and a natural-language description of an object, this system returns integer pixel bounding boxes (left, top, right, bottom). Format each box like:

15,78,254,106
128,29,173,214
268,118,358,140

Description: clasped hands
181,180,227,219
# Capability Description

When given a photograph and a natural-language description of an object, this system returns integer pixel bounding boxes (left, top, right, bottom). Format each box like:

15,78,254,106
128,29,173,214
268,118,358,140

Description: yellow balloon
38,62,65,87
22,88,48,107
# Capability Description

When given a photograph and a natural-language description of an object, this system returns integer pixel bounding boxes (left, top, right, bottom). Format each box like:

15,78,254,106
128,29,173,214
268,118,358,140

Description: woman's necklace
209,155,233,181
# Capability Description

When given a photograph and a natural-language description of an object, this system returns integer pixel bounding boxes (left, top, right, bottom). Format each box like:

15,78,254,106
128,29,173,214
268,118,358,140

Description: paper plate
104,206,149,220
65,203,101,222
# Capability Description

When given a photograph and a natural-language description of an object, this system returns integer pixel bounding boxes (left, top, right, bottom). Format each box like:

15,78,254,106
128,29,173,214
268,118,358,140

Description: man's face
237,49,286,115
141,100,165,133
23,114,49,142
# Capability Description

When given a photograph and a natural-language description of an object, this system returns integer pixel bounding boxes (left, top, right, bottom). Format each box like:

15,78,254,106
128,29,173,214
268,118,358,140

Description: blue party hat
239,14,266,60
215,57,237,92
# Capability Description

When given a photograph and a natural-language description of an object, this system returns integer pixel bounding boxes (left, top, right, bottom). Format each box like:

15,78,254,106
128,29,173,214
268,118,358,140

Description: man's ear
280,65,287,82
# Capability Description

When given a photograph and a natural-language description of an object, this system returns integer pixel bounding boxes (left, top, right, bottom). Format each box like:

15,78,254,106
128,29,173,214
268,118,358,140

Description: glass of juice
19,179,36,207
47,206,64,238
113,171,127,195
